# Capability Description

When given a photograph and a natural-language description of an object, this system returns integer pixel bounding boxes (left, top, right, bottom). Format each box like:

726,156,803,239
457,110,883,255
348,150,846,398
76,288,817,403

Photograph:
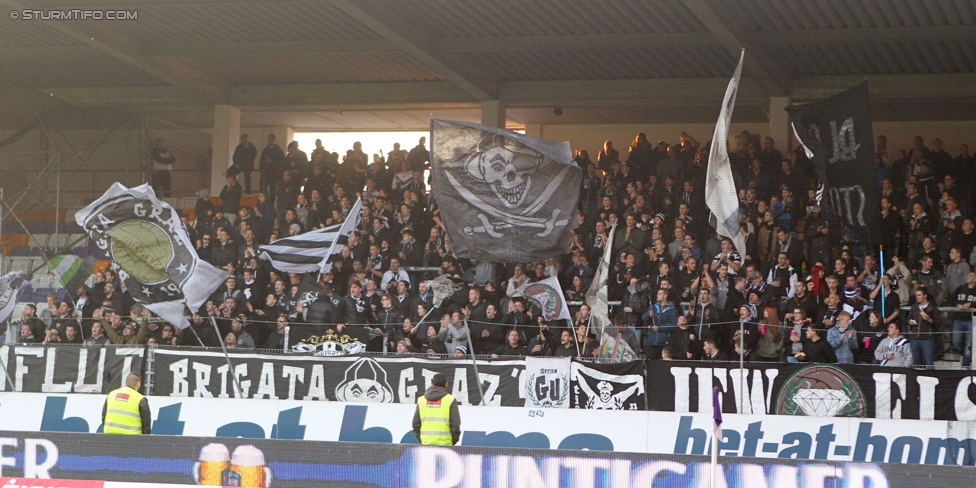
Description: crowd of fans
10,130,976,368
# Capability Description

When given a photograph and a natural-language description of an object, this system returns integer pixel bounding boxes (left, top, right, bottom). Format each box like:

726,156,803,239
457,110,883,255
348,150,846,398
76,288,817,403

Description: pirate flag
430,119,582,262
75,183,228,328
786,82,877,244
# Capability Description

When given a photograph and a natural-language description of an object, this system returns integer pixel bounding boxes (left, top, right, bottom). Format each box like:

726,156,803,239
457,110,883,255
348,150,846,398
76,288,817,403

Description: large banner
572,360,645,410
1,428,976,485
787,83,877,243
0,345,144,394
648,360,976,421
150,347,526,406
7,392,976,467
430,119,582,263
148,347,644,409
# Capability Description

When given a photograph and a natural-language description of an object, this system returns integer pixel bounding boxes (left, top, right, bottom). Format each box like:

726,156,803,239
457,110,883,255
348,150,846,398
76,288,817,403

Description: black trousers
152,170,171,197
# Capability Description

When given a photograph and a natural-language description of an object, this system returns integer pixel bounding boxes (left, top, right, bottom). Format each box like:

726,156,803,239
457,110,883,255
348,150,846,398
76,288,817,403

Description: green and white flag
45,254,96,301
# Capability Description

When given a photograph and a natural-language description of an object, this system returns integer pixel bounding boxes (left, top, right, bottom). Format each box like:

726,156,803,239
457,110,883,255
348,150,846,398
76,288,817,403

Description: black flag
430,119,582,262
787,83,876,244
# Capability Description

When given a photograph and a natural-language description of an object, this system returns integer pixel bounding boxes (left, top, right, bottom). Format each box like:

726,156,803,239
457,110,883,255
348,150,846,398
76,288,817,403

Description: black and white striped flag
259,198,362,274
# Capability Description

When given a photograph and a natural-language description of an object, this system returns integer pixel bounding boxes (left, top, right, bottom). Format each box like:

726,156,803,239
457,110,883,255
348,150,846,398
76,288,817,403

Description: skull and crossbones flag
786,83,877,244
75,183,229,329
430,119,582,262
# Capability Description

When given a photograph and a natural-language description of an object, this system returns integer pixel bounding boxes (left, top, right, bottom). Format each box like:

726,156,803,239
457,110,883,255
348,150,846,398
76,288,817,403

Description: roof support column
211,104,240,196
480,100,507,129
768,97,790,164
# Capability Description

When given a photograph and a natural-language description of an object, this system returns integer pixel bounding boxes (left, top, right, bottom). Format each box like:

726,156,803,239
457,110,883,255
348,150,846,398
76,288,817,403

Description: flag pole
879,245,885,321
462,319,486,406
209,316,244,399
711,385,723,488
711,430,719,488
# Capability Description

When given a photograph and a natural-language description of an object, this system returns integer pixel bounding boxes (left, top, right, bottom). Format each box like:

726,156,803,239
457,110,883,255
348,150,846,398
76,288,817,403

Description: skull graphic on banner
431,119,582,263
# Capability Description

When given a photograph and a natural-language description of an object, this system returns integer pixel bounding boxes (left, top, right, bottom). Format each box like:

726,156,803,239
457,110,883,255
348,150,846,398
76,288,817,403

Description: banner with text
0,345,144,394
3,416,976,481
148,347,644,409
647,360,976,421
8,392,976,466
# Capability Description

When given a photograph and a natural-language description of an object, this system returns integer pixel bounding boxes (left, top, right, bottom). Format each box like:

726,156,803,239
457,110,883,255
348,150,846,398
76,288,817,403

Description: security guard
412,373,461,445
102,372,152,435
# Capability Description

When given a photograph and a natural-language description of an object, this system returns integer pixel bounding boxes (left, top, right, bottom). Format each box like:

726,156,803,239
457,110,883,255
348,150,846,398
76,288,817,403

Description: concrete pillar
523,123,543,139
211,105,241,196
271,126,294,149
769,97,790,158
481,100,507,129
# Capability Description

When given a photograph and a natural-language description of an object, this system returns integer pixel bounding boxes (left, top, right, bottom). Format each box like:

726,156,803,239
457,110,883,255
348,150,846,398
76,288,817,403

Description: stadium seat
63,221,85,234
16,285,33,302
179,197,197,209
32,288,54,302
10,247,30,257
52,234,70,251
5,257,33,274
30,234,49,249
3,234,29,248
29,258,46,276
241,197,259,208
184,209,196,222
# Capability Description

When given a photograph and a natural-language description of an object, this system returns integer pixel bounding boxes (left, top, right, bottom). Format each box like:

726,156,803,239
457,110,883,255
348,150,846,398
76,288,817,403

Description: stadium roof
0,0,974,130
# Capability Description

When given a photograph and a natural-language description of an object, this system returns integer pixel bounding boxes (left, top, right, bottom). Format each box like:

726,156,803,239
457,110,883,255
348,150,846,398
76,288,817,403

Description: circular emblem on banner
522,282,563,320
776,365,866,417
108,220,175,284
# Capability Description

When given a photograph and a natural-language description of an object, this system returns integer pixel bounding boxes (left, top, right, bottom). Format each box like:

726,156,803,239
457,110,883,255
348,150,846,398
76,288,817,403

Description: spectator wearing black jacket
219,176,243,220
260,135,285,198
177,313,220,348
797,325,837,363
263,313,290,350
470,303,503,354
209,228,238,269
856,310,887,364
341,281,373,329
490,329,527,357
232,135,257,194
376,293,405,351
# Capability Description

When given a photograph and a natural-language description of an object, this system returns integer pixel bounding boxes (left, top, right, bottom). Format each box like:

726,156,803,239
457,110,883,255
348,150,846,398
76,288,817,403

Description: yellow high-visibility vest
103,386,145,435
417,394,454,446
